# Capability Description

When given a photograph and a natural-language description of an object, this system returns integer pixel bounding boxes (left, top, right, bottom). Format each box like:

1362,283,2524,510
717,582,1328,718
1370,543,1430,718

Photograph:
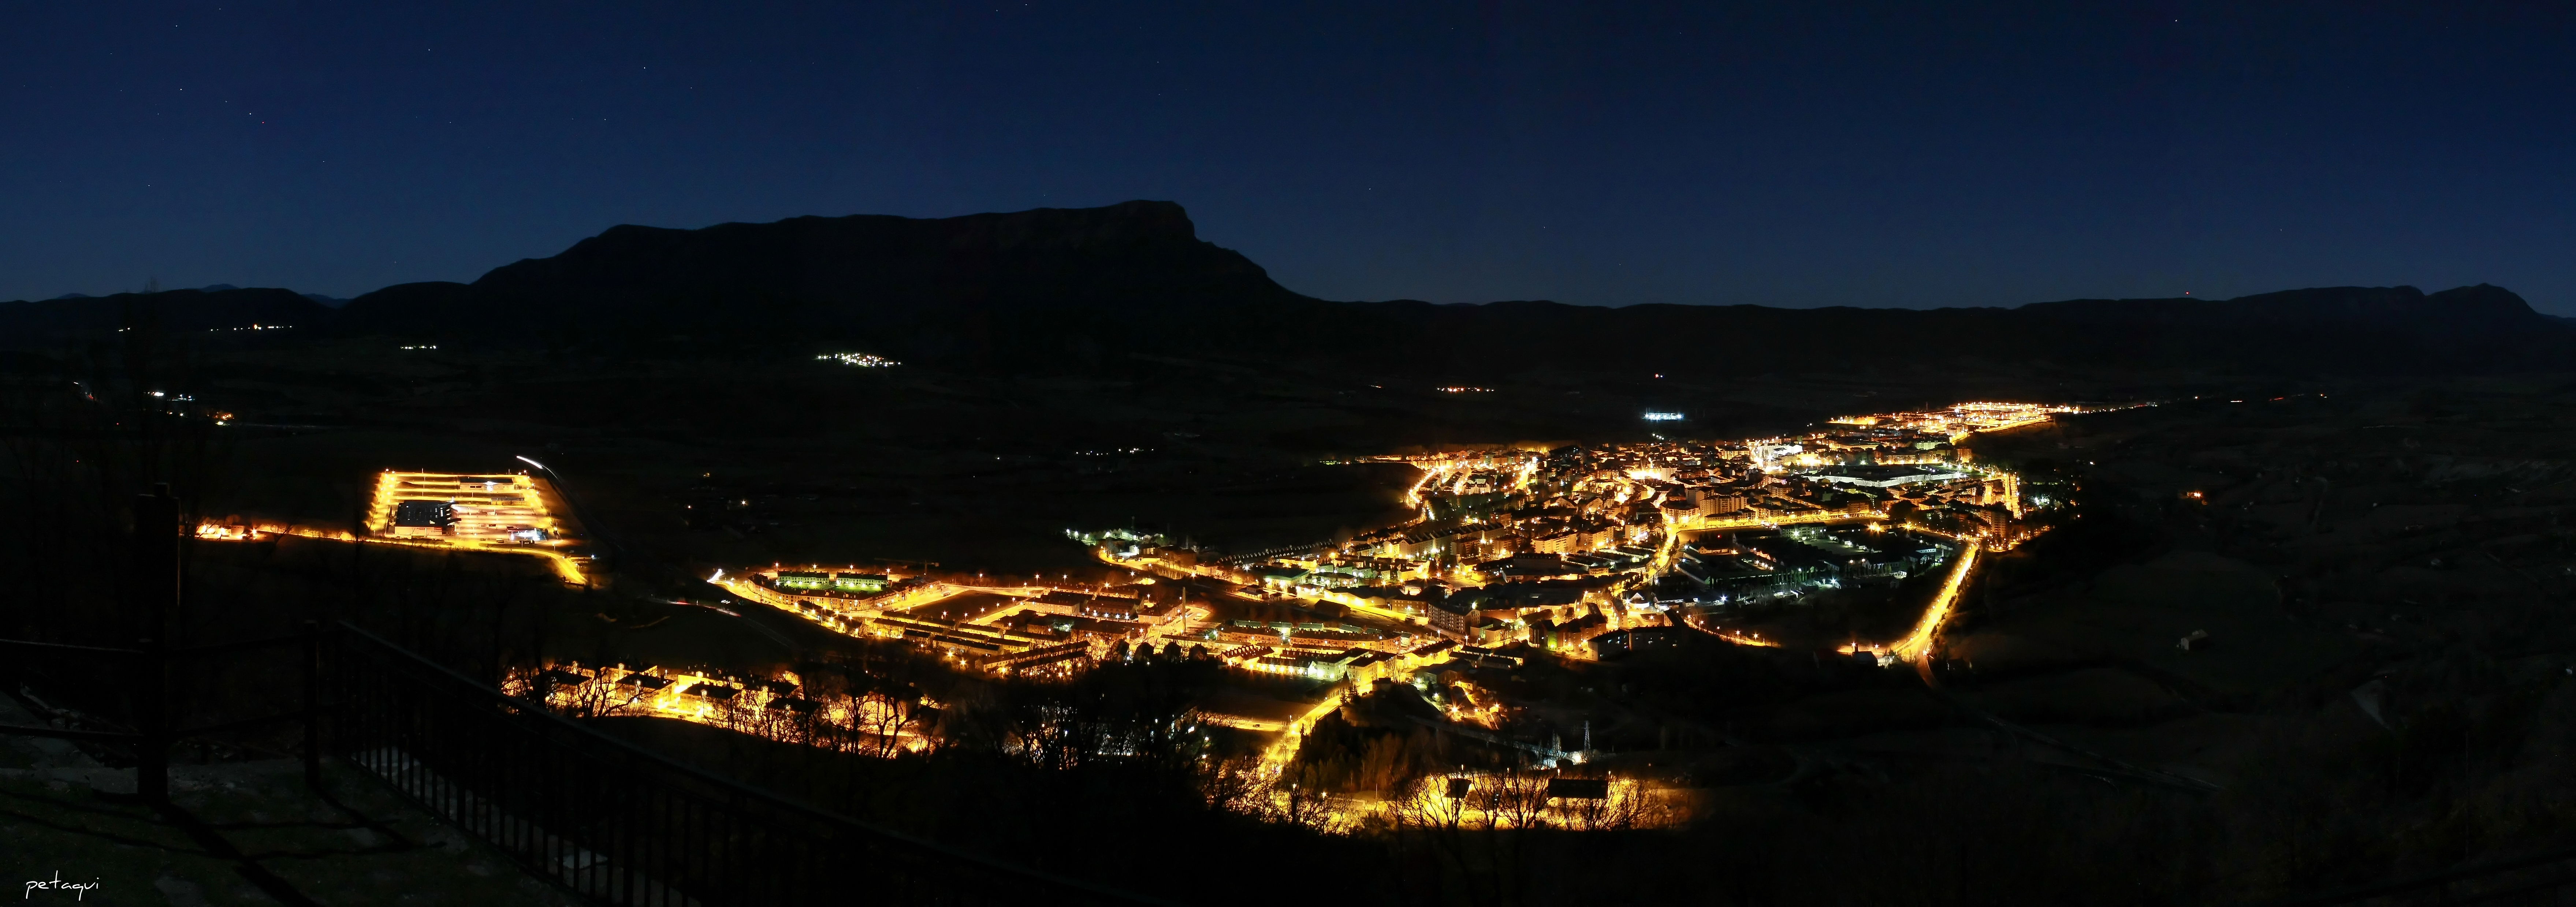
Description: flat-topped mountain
483,198,1300,310
4,201,2566,378
336,199,1312,352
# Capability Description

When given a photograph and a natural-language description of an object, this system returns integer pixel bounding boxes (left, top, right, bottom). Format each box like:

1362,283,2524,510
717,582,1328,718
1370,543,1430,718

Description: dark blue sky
5,2,2572,311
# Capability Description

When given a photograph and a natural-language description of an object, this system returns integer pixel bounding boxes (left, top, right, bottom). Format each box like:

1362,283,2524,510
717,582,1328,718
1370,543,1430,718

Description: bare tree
1274,762,1344,833
1196,754,1268,814
547,673,649,720
857,686,922,758
1394,773,1472,834
1488,768,1552,830
1556,774,1660,832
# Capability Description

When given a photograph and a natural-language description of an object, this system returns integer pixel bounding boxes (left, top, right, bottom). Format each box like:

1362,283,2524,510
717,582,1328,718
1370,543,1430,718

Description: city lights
421,397,2093,834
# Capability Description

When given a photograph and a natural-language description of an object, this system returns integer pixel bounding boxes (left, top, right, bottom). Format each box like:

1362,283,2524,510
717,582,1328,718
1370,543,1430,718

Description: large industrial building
366,472,562,544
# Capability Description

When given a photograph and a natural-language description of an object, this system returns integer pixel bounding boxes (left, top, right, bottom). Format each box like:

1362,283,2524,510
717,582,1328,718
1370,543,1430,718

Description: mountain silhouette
335,199,1310,362
1316,282,2565,378
5,201,2566,378
0,286,331,343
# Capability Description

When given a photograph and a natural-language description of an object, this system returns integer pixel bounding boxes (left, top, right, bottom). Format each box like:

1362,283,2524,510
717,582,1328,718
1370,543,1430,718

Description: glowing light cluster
365,471,560,544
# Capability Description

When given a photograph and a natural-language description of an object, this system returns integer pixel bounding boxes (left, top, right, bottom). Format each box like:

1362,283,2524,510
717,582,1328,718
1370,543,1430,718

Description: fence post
131,485,181,805
302,619,323,790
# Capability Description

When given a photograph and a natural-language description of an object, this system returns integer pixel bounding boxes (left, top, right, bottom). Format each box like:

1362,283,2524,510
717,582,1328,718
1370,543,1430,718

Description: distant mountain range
3,200,2567,378
44,284,347,307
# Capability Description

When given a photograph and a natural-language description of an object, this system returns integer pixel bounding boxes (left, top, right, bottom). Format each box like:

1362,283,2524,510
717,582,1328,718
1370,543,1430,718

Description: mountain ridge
3,201,2565,378
0,286,332,340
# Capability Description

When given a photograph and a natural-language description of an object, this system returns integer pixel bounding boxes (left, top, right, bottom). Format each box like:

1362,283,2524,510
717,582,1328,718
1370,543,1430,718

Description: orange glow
510,663,931,755
1892,540,1978,661
194,520,588,584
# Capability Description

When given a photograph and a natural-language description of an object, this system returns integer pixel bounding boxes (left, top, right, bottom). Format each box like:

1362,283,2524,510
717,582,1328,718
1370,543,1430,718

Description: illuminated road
1896,540,1979,669
1256,694,1353,777
197,523,590,583
1713,630,1780,647
1816,533,1979,682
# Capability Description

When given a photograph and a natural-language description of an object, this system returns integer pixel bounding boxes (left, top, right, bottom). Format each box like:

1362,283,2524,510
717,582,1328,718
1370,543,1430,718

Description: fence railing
327,623,1164,907
0,488,323,801
2261,846,2576,907
0,630,321,765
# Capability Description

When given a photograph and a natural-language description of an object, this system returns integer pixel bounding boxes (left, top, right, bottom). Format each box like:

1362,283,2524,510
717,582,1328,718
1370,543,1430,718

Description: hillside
1317,283,2566,379
0,287,331,344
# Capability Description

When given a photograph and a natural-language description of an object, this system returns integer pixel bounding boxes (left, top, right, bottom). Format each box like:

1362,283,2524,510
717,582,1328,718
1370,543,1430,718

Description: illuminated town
179,401,2087,827
10,9,2551,896
171,399,2087,835
552,400,2094,826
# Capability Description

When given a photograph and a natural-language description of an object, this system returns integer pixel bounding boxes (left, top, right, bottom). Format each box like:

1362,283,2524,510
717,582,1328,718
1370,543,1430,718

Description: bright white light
515,455,547,470
1642,412,1685,421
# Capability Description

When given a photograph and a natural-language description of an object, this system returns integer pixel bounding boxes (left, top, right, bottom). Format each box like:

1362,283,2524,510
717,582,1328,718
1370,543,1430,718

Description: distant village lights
818,352,901,367
1641,412,1686,422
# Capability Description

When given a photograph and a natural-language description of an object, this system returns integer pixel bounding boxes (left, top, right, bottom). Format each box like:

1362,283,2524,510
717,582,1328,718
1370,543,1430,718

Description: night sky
5,3,2571,312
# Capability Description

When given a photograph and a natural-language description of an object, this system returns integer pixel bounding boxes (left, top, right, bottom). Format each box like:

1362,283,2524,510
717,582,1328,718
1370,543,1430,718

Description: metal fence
2264,847,2576,907
326,623,1161,907
0,488,324,800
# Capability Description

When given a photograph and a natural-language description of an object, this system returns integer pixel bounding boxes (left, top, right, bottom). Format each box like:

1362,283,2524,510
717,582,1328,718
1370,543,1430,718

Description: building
773,571,891,594
1807,465,1971,489
388,500,455,536
369,471,561,543
1698,494,1747,517
1252,566,1310,591
1428,595,1472,640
